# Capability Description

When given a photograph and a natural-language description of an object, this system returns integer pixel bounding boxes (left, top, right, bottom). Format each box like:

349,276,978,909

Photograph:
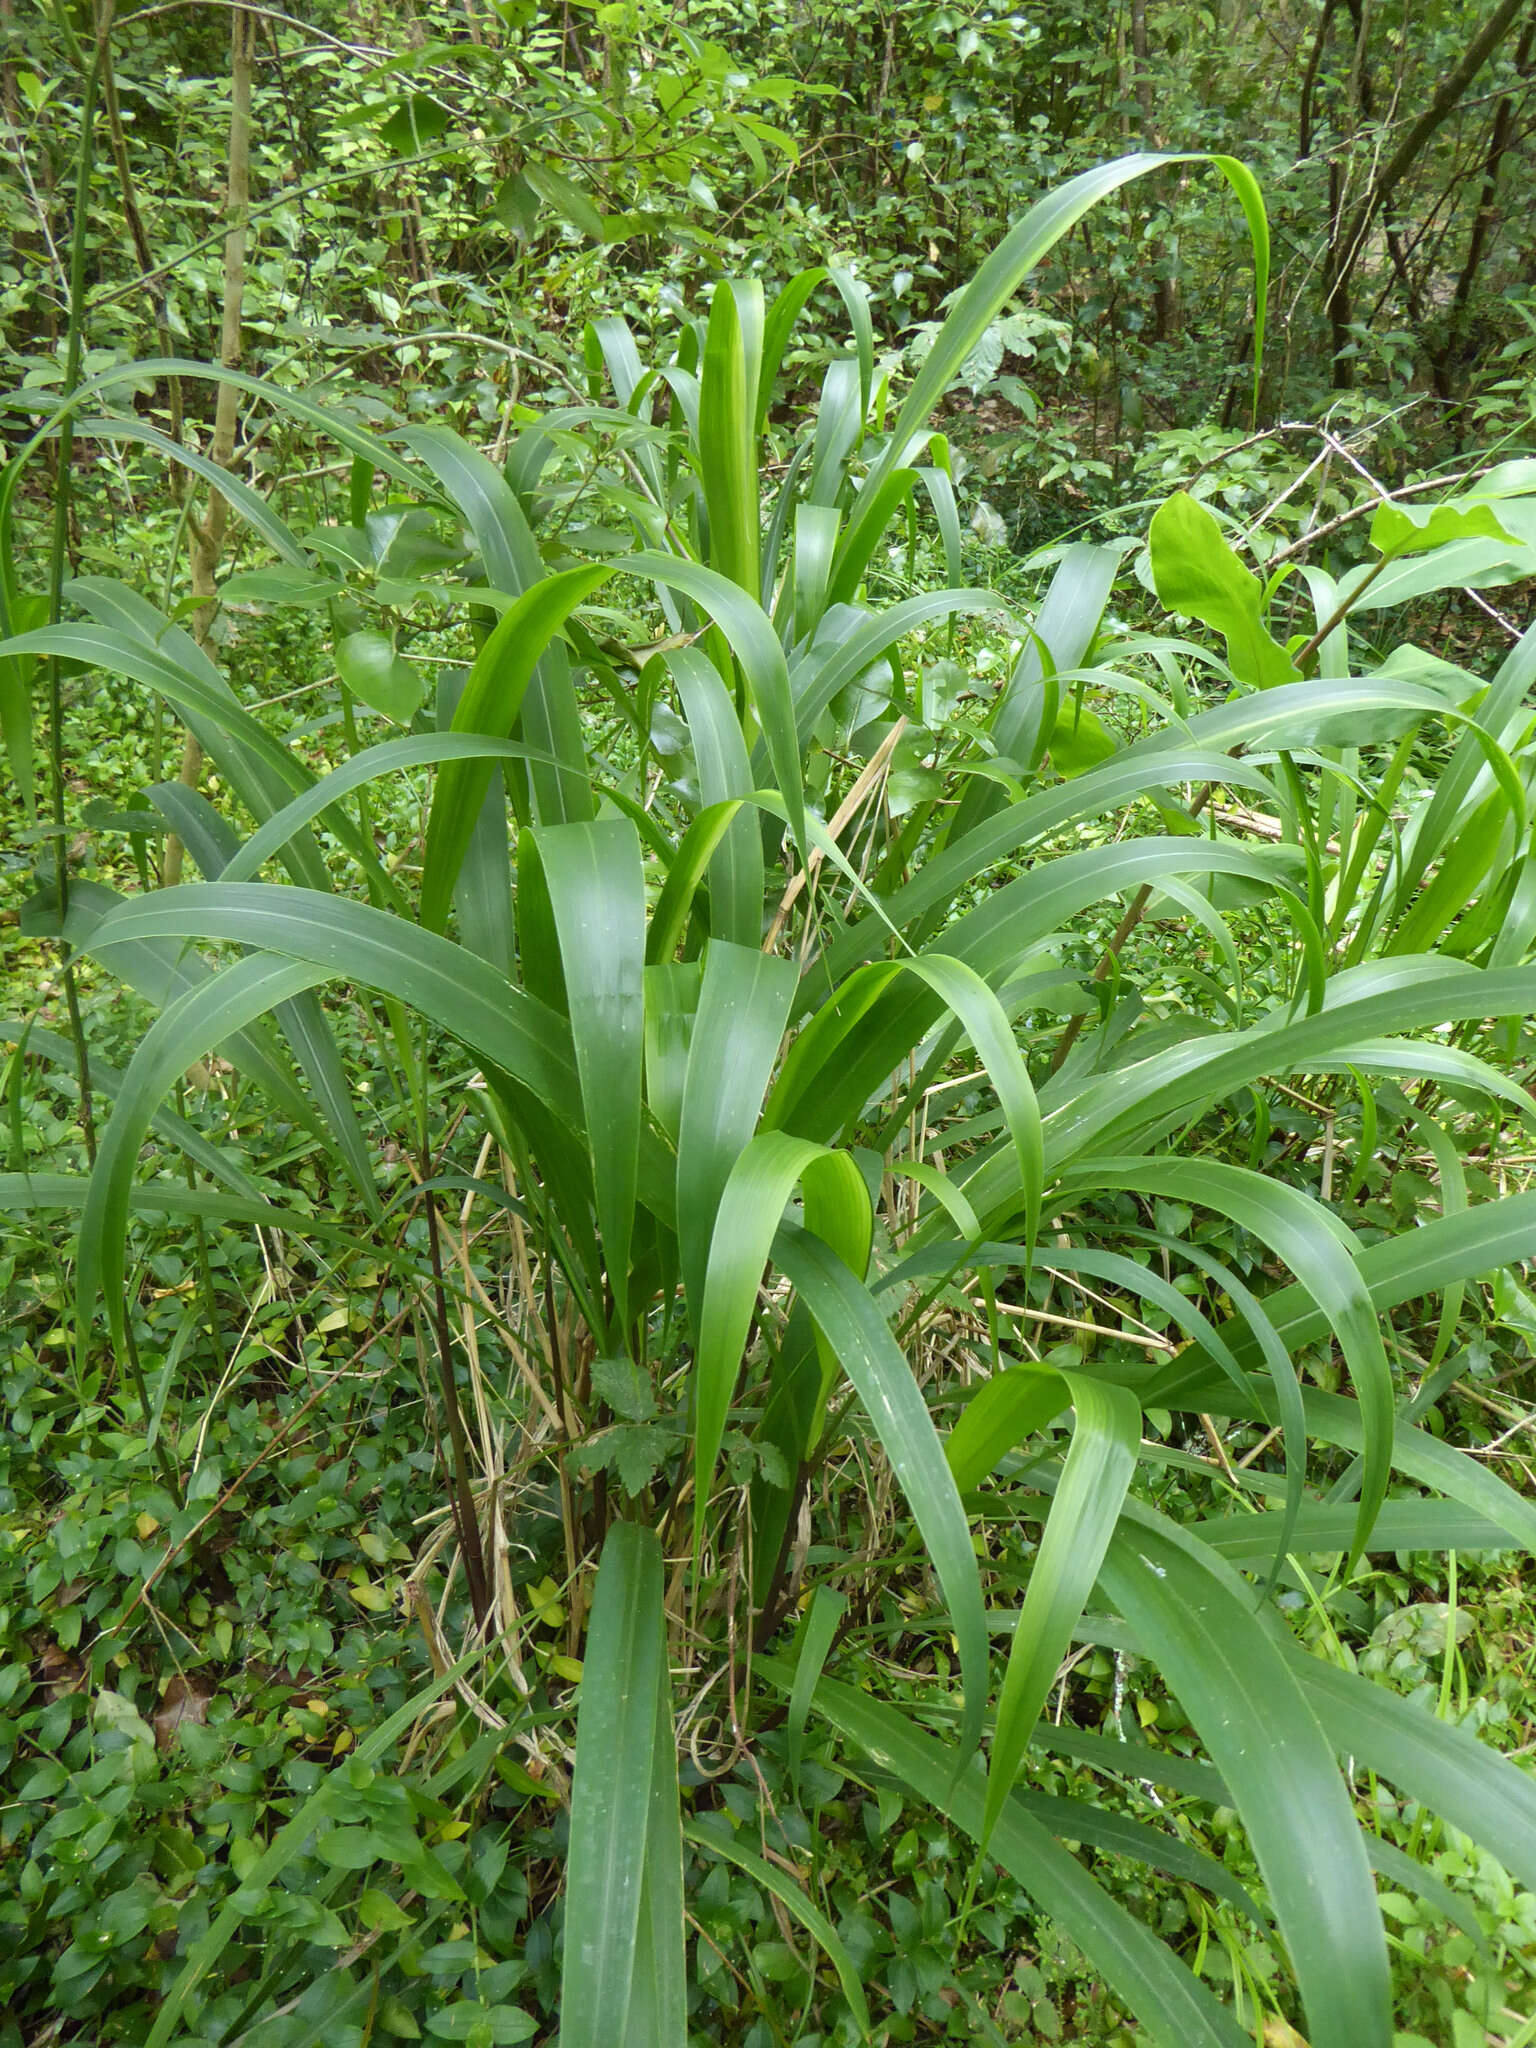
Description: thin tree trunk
164,5,254,885
98,32,182,441
1431,10,1536,398
1299,0,1341,160
1131,0,1179,339
1323,0,1529,386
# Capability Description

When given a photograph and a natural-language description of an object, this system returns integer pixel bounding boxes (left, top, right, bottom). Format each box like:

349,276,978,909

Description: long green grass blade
1070,1159,1390,1569
1293,1651,1536,1894
698,279,763,597
684,1819,872,2036
676,941,798,1324
773,1222,988,1763
561,1521,668,2048
536,818,646,1336
668,646,763,947
75,953,332,1367
1098,1524,1391,2048
985,1373,1140,1845
833,153,1267,596
692,1131,869,1561
763,1663,1249,2048
420,565,611,933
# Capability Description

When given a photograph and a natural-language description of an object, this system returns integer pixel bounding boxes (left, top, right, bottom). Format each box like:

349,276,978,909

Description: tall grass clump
5,148,1536,2046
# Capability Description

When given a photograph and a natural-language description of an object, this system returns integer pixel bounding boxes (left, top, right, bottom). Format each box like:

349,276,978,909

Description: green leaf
316,1828,387,1871
426,2006,537,2044
335,630,423,723
402,426,595,824
1070,1158,1390,1571
221,566,341,606
523,158,607,240
699,279,764,597
1293,1652,1536,1894
1370,494,1526,559
835,153,1267,597
786,1586,846,1801
691,1130,870,1562
560,1522,669,2048
535,819,646,1335
1046,696,1120,775
676,941,799,1326
74,952,333,1370
630,551,805,862
684,1818,872,2035
1098,1524,1390,2048
946,1367,1071,1494
378,93,450,153
761,1662,1249,2048
420,565,612,933
985,1373,1140,1846
667,647,763,948
1148,493,1297,689
774,1222,989,1763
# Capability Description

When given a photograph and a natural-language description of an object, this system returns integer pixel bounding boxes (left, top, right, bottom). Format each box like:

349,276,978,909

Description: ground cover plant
5,8,1536,2048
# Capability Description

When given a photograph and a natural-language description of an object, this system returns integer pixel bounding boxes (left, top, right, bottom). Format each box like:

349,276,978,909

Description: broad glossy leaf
1149,493,1297,689
335,629,423,722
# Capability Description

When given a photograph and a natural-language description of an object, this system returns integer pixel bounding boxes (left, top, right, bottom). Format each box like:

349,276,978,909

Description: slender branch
1325,0,1530,322
163,2,254,885
42,0,114,1164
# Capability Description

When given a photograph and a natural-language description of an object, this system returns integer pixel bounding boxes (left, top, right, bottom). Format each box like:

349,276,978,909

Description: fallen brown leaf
154,1674,212,1752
